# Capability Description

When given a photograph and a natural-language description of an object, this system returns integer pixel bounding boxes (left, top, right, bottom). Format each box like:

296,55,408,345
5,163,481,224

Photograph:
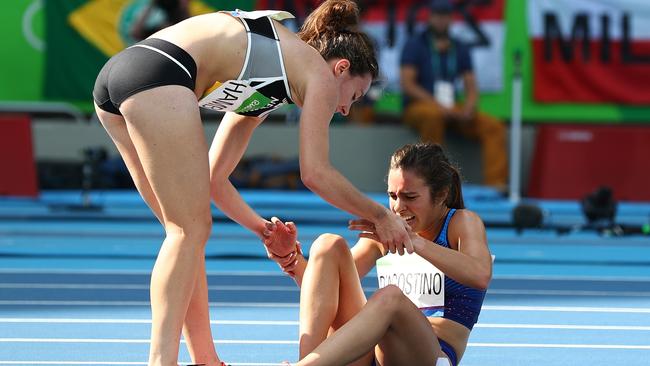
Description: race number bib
434,81,455,109
199,80,282,116
376,252,444,317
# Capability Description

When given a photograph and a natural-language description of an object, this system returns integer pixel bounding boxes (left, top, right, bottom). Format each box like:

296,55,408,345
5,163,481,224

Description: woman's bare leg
298,234,374,366
296,285,441,366
95,106,163,223
116,85,213,366
182,257,220,364
96,103,221,366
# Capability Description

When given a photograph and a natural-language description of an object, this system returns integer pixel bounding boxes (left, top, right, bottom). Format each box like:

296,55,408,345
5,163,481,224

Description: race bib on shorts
376,252,444,317
434,81,455,109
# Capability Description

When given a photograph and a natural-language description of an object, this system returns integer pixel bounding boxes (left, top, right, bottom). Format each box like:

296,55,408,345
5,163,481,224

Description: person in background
130,0,191,42
400,0,507,190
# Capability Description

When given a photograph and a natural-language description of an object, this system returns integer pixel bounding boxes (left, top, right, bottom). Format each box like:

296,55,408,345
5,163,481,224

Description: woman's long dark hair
390,142,465,209
297,0,379,78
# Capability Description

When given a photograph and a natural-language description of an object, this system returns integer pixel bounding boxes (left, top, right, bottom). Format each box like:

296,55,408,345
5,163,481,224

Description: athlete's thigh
375,300,440,366
119,85,211,224
95,104,162,219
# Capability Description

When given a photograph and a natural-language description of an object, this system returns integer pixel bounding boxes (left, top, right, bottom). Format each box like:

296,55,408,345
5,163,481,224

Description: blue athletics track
0,187,649,366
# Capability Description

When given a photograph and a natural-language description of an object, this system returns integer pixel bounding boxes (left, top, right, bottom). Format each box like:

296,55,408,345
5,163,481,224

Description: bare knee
309,233,350,261
370,285,407,315
164,212,213,248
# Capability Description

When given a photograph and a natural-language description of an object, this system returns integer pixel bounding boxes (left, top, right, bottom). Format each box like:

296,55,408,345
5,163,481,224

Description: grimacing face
387,168,446,235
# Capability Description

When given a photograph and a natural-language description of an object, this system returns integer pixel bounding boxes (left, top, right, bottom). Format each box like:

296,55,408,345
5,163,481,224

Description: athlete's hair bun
301,0,359,37
320,0,360,32
298,0,378,78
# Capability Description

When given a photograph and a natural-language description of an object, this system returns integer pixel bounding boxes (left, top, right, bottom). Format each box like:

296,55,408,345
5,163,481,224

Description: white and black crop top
198,9,295,118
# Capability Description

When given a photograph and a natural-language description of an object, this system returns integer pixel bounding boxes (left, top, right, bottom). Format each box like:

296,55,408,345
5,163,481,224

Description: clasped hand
262,217,301,275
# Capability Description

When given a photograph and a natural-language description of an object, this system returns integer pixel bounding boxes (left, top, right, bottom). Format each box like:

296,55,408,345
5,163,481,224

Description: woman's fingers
348,218,376,233
357,232,380,242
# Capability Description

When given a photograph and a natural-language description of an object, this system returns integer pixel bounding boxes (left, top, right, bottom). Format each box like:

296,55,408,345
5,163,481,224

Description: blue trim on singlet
429,208,487,330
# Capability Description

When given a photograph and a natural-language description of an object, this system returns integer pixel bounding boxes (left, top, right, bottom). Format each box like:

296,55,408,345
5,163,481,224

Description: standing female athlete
92,1,412,365
266,143,492,365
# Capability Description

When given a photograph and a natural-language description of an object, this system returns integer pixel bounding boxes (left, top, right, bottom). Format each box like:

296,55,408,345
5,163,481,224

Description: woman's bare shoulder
449,209,486,234
278,33,334,106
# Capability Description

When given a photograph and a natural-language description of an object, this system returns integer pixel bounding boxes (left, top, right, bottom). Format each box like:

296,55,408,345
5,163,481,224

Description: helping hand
348,209,414,255
262,217,297,257
262,217,300,275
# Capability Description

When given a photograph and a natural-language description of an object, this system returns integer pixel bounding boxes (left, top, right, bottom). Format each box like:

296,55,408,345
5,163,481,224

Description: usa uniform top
434,208,487,330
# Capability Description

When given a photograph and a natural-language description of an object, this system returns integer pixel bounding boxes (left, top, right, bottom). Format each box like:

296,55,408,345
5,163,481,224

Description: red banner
258,0,505,92
530,0,650,104
0,114,38,197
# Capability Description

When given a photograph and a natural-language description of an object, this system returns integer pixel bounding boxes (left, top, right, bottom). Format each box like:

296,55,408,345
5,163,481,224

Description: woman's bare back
148,11,330,106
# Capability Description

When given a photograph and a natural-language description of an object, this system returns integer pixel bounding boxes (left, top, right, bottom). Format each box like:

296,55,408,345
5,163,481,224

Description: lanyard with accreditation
431,38,457,109
376,251,445,317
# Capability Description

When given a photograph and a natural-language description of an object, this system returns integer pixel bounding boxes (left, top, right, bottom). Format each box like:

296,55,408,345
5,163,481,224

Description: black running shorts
93,38,198,115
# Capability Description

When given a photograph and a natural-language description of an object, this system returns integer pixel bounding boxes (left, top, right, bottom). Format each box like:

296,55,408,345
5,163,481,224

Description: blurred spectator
399,0,507,189
130,0,190,41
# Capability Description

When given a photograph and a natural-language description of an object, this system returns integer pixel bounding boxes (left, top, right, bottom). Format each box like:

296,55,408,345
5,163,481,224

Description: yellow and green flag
44,0,253,102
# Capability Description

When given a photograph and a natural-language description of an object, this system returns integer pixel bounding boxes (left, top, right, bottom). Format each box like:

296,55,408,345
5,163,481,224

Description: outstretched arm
298,79,412,254
265,218,385,286
209,112,269,239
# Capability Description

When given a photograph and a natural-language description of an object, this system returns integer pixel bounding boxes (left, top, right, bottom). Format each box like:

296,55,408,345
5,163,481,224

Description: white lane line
482,305,650,313
0,318,299,326
0,363,147,365
5,301,650,313
4,283,650,297
468,343,650,350
2,269,648,282
487,289,650,297
0,301,299,307
474,324,650,331
2,318,650,331
0,338,647,350
0,269,285,276
491,275,650,282
0,301,152,306
0,338,297,345
0,284,301,291
0,362,283,365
